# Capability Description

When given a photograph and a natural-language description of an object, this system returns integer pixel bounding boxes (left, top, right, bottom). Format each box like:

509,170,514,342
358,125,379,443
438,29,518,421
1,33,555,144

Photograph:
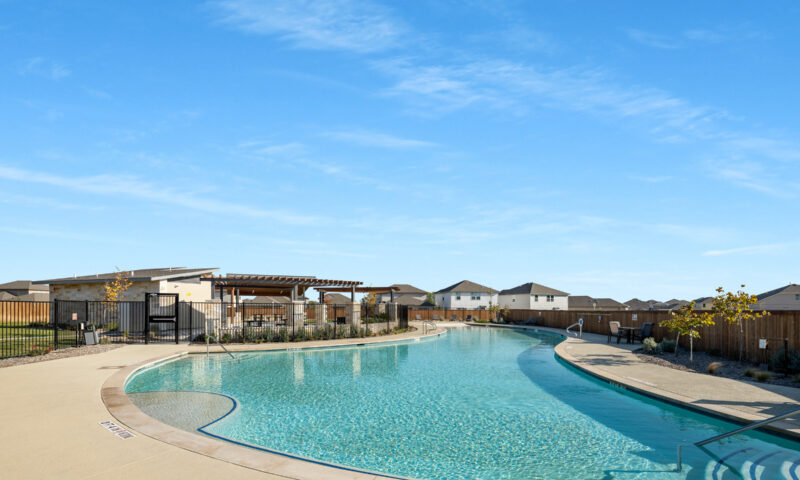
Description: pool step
701,446,800,480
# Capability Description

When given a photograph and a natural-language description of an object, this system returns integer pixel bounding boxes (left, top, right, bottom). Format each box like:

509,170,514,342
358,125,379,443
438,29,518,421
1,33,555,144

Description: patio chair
433,314,441,322
633,322,654,343
415,314,422,321
465,315,473,323
450,314,459,322
608,321,623,344
522,317,538,326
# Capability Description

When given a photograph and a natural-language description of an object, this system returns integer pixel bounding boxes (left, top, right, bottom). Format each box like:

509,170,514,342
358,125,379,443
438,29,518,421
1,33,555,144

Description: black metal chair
633,322,654,343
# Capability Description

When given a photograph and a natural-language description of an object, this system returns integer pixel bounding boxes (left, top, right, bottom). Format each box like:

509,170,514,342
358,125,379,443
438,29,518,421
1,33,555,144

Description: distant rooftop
499,282,568,296
436,280,496,294
35,267,219,285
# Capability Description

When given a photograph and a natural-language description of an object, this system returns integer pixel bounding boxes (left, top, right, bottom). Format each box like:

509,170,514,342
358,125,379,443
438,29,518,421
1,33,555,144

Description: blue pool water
126,328,800,479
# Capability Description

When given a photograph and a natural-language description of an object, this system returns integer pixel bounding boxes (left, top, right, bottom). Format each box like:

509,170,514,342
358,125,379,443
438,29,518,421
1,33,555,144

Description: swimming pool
125,327,800,479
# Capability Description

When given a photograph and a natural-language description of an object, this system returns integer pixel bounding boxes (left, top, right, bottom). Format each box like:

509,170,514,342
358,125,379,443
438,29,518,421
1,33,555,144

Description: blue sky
1,1,799,300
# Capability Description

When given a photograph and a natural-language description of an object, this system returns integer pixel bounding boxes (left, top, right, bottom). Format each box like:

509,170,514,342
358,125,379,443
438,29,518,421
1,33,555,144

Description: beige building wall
51,279,213,302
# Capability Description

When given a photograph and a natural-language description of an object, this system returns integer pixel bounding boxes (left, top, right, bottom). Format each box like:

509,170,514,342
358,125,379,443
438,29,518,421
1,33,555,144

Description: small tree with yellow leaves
104,268,133,302
712,285,770,363
661,302,715,363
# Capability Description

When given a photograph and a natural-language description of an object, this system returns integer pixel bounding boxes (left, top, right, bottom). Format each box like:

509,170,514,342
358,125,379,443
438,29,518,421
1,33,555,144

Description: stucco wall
499,294,568,310
437,293,497,309
51,279,213,302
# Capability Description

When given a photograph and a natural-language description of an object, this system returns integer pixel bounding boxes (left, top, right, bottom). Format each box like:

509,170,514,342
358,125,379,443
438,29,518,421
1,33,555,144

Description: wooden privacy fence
408,308,492,322
0,301,50,324
505,309,800,364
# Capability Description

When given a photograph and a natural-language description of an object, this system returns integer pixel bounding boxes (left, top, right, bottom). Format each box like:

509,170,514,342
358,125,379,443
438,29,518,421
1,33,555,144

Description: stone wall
51,279,213,302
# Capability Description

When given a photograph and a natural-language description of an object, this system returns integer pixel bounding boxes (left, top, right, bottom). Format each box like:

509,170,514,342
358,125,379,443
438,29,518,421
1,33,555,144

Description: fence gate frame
144,293,180,344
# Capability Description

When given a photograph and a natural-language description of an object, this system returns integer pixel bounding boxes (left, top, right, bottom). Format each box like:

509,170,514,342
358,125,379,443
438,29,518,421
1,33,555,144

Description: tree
426,292,436,306
712,285,770,363
104,268,133,302
661,302,714,363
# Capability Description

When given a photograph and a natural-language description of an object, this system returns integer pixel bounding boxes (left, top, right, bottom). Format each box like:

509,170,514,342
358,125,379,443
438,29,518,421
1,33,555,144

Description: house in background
754,284,800,310
624,298,653,310
435,280,497,309
324,293,352,304
0,280,49,301
692,297,715,310
243,295,292,304
376,284,427,303
35,267,219,301
568,296,629,311
498,282,568,310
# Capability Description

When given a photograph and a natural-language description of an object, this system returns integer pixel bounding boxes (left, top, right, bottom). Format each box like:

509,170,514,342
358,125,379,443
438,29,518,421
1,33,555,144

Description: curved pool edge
102,326,447,480
468,322,800,442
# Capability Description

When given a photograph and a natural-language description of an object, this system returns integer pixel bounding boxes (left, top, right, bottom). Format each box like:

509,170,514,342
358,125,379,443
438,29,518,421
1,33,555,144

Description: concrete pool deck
1,322,799,479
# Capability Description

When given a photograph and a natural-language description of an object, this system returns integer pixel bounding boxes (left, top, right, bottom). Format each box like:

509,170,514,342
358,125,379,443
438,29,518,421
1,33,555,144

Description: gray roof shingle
436,280,496,294
499,282,568,296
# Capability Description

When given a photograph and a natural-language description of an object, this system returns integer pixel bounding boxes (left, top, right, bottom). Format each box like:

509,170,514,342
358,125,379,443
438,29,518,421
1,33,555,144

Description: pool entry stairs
681,443,800,479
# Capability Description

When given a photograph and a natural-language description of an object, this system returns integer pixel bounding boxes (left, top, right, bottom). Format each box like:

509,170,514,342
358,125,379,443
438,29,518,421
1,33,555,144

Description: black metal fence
0,300,408,359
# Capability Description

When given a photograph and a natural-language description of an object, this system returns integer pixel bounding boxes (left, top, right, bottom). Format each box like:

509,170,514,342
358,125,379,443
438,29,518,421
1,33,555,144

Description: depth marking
99,420,136,439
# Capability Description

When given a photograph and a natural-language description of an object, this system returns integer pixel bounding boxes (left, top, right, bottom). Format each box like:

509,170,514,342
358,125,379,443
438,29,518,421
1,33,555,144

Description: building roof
243,295,293,303
569,296,627,309
756,284,800,301
499,282,568,296
12,292,49,301
35,267,219,285
0,292,16,300
0,280,49,292
624,298,653,310
393,296,435,307
389,283,427,294
436,280,496,294
326,293,352,304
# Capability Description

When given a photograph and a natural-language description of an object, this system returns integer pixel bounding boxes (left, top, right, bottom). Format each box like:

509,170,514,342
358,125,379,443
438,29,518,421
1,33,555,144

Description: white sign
759,338,768,349
72,313,78,321
632,314,638,321
99,421,135,439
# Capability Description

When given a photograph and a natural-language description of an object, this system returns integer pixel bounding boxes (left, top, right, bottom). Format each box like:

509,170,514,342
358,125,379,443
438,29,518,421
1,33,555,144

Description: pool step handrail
566,318,583,338
676,407,800,472
206,333,238,361
422,320,436,335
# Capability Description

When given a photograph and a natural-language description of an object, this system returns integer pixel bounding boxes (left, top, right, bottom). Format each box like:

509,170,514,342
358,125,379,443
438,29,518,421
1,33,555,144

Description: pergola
202,273,364,303
316,286,402,302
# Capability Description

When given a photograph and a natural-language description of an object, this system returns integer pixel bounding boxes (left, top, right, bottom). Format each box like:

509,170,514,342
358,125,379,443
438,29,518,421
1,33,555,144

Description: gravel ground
636,349,800,388
0,344,124,368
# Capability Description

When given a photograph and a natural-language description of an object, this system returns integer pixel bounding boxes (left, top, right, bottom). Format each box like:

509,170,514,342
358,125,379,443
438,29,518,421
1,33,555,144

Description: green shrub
242,327,257,343
755,371,772,382
192,333,207,342
27,345,51,356
642,337,660,354
99,337,111,345
769,348,800,373
106,321,119,332
660,339,677,353
220,333,231,344
744,369,755,378
278,327,289,342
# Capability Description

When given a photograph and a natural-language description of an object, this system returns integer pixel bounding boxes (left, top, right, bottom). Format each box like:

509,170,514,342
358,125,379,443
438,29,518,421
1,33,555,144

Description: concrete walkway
0,327,443,480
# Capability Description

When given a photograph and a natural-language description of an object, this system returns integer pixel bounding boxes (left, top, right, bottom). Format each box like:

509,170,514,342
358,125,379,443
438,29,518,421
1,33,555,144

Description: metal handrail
566,318,583,338
676,407,800,471
422,320,436,335
206,334,237,361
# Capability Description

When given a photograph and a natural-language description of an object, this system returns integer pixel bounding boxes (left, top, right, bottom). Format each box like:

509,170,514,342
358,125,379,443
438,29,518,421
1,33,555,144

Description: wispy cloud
323,129,437,148
0,165,320,225
709,159,793,198
704,242,799,256
627,26,767,49
212,0,405,53
19,57,70,80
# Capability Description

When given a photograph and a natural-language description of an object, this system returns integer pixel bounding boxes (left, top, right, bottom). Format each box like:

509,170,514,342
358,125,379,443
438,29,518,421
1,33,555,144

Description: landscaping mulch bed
0,344,123,368
635,349,800,388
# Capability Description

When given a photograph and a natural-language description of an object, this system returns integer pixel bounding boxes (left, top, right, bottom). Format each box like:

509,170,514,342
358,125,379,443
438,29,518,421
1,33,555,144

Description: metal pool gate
144,293,180,344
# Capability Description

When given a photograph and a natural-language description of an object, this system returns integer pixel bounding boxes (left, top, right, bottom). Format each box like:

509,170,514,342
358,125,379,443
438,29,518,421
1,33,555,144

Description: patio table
617,326,640,344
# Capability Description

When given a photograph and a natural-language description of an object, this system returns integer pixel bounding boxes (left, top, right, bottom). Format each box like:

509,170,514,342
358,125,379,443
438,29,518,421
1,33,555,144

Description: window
546,295,555,302
796,294,800,301
512,296,516,302
471,293,481,300
455,293,461,300
533,295,539,302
